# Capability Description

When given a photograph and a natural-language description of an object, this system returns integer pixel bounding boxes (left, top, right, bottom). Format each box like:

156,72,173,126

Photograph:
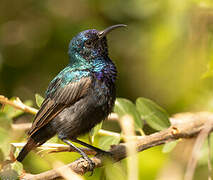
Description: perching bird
16,24,126,170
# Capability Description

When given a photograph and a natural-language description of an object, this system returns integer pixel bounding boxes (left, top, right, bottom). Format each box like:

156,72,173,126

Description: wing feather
28,76,92,136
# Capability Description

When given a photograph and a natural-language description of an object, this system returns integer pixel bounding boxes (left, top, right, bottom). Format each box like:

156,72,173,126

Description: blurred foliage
114,98,143,132
136,97,170,131
1,0,213,179
35,93,44,108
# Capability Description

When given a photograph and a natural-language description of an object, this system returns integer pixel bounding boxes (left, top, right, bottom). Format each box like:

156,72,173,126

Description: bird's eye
84,40,93,48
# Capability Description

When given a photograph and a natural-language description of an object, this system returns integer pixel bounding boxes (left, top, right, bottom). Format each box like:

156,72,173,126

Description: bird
16,24,126,170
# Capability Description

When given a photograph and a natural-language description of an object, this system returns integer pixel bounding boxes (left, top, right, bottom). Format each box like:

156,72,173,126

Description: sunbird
17,24,126,170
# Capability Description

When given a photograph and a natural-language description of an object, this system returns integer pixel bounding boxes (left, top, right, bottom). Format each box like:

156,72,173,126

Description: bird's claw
87,157,95,171
82,156,95,175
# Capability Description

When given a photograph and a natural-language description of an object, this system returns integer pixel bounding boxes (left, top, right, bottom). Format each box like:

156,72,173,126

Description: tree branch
1,95,213,179
20,112,213,180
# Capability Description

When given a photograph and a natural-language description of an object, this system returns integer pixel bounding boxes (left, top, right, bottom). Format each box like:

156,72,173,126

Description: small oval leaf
35,94,44,108
89,122,103,144
114,98,143,131
99,136,120,150
136,97,170,131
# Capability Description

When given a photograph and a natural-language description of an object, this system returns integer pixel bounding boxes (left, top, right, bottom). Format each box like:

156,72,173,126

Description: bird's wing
28,75,92,137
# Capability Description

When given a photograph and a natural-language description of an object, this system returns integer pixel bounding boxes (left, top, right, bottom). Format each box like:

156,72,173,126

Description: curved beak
98,24,127,39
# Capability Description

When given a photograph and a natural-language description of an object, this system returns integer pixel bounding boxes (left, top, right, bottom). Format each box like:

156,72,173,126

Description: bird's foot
80,155,95,176
85,156,95,171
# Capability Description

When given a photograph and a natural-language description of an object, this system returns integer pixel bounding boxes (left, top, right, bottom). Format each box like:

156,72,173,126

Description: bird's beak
98,24,127,39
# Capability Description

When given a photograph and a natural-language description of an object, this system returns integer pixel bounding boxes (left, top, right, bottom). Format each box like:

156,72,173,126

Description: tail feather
16,138,37,162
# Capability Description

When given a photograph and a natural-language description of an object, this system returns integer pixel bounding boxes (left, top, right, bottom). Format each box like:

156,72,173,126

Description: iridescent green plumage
17,25,126,171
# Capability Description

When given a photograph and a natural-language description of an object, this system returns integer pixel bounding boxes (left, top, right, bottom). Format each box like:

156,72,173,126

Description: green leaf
114,98,143,131
99,136,120,150
89,122,103,144
46,135,60,143
35,94,44,108
162,140,178,153
136,97,170,131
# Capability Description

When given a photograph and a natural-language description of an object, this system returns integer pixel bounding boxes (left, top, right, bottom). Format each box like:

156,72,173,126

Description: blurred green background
1,0,213,179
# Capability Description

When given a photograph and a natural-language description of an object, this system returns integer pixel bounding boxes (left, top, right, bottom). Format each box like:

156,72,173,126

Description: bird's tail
16,138,37,162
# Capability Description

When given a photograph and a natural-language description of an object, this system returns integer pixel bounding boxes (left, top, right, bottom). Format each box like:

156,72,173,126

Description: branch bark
20,112,213,180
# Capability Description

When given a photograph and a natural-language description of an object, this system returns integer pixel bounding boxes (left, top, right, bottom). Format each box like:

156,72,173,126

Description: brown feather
28,77,92,137
16,138,37,162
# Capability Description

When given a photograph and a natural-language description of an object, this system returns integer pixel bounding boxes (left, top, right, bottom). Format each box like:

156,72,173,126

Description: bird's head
68,24,126,64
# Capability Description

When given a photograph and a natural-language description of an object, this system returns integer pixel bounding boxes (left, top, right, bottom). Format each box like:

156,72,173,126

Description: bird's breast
94,64,117,84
